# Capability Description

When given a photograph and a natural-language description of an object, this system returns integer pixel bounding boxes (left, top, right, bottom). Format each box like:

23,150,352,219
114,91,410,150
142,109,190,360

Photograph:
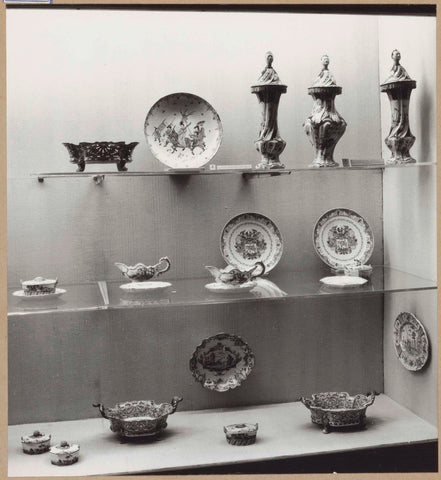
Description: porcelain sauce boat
115,257,171,282
205,262,265,286
93,397,183,438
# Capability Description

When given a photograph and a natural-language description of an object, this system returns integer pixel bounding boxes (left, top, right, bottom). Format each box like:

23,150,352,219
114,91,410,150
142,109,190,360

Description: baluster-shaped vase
380,50,417,164
251,51,287,169
303,55,346,168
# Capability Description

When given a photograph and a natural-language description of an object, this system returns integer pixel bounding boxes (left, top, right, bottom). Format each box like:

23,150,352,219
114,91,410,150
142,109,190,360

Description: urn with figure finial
251,52,287,169
303,55,347,168
380,50,417,164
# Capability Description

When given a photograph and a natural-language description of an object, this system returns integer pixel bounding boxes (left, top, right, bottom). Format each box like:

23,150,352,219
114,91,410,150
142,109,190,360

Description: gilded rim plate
12,288,66,300
393,312,429,371
319,276,368,288
313,208,374,268
220,213,283,272
190,333,255,392
205,281,256,294
144,93,223,169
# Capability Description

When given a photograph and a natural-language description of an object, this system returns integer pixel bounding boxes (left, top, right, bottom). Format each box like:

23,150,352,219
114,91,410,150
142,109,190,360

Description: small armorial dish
190,333,255,392
224,423,258,446
313,208,374,270
144,92,223,169
301,392,376,434
221,213,283,273
49,441,80,466
21,430,51,455
393,312,429,371
93,397,183,439
63,141,138,172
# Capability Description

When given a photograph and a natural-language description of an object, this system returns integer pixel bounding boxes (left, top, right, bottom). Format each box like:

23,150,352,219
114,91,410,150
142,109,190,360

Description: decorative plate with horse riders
313,208,374,269
144,93,223,169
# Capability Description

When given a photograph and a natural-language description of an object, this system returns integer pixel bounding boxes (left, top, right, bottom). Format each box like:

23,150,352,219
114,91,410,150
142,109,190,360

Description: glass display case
6,4,437,476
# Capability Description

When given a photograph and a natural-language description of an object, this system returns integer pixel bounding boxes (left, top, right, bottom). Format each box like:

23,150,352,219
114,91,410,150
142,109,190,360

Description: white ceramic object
50,441,80,466
190,333,255,392
319,276,368,288
393,312,429,371
221,213,283,272
21,431,51,455
20,276,58,295
205,281,257,294
12,288,66,300
313,208,374,269
119,281,172,293
144,93,223,169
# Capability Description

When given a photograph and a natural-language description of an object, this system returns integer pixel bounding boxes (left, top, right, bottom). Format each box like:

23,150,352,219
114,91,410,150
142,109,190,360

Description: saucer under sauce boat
21,430,51,455
301,392,376,434
190,333,255,392
313,209,374,273
224,423,258,446
145,92,223,169
63,141,138,172
93,397,183,439
319,275,368,288
221,213,283,273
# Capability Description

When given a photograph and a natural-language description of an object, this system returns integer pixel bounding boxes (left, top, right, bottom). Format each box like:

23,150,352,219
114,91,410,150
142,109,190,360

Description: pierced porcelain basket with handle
93,397,183,438
300,391,376,433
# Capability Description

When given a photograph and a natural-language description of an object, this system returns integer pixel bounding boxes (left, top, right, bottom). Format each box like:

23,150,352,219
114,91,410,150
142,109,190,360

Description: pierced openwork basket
93,397,182,438
300,392,376,433
63,141,138,172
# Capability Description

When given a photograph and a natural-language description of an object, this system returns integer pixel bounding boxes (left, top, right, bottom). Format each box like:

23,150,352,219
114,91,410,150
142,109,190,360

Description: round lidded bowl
21,430,51,454
21,277,58,295
223,423,258,446
49,441,80,466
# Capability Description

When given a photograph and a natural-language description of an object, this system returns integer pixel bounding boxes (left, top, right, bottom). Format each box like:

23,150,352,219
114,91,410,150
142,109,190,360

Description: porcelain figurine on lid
380,50,417,164
303,55,347,168
251,52,287,169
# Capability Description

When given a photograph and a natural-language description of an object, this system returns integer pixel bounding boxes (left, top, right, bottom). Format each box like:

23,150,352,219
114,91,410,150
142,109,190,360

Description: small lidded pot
21,277,58,296
50,441,80,466
21,430,51,454
223,423,258,446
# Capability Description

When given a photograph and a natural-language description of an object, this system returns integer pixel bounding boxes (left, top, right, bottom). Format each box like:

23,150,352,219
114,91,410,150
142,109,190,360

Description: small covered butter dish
223,423,258,446
21,430,51,454
21,277,58,295
49,441,80,466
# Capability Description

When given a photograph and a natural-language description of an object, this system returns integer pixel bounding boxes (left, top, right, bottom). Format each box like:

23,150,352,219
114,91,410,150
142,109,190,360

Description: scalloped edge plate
205,281,256,294
120,281,172,292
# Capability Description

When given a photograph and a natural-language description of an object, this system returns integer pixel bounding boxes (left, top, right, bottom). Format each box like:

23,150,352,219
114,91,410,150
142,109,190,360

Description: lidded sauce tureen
21,430,51,454
93,396,183,438
21,277,58,295
49,441,80,466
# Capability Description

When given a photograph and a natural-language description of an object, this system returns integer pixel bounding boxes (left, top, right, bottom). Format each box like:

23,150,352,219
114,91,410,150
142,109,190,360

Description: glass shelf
7,266,437,316
34,161,437,182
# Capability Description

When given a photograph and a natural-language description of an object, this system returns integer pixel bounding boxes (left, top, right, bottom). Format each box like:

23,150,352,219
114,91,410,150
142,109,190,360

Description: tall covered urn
380,50,417,164
304,55,346,168
251,52,287,169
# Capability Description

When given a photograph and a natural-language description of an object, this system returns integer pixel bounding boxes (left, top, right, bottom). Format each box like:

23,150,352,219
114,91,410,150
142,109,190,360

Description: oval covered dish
223,423,258,446
21,430,51,454
21,277,58,295
93,397,183,438
49,441,80,466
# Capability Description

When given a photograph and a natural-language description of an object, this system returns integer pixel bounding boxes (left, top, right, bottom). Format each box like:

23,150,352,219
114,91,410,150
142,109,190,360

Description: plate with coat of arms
220,213,283,273
144,93,223,169
313,208,374,269
393,312,429,371
189,333,255,392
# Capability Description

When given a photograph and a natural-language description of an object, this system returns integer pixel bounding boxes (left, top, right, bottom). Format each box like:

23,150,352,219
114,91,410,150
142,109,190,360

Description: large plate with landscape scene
190,333,255,392
144,92,223,169
220,213,283,273
313,208,374,269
